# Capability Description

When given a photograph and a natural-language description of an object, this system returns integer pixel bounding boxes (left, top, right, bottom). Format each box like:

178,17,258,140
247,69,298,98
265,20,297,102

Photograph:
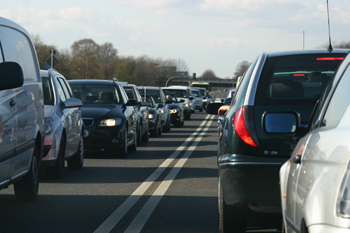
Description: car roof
163,86,189,90
137,86,163,90
266,49,349,58
68,79,117,85
0,17,30,37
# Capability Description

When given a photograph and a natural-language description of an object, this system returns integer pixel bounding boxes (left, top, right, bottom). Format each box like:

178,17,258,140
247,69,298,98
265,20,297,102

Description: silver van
0,17,45,201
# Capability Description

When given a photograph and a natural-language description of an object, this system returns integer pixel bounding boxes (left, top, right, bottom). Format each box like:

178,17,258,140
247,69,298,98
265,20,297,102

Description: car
122,83,149,145
0,17,45,201
143,95,163,137
275,52,350,233
165,95,185,127
41,69,84,179
191,88,204,112
226,88,236,98
205,49,349,232
192,87,210,109
137,86,171,133
162,86,194,119
68,79,138,157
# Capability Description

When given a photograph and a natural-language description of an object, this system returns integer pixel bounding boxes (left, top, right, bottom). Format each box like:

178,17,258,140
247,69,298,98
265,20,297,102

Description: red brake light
316,57,344,61
233,107,258,147
294,74,305,77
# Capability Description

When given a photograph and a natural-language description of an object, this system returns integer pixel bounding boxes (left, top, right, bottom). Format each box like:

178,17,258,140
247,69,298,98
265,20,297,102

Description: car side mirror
205,103,223,115
263,112,300,135
63,98,83,108
179,99,185,103
157,103,164,109
125,99,138,106
189,96,194,100
0,62,24,91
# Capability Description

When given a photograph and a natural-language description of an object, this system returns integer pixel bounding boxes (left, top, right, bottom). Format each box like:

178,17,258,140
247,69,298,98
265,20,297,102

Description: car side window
1,26,38,81
58,78,72,99
0,44,4,62
321,63,350,129
56,79,67,101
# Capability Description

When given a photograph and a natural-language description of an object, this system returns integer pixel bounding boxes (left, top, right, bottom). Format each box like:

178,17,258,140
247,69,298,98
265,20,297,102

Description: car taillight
317,57,344,61
233,107,259,147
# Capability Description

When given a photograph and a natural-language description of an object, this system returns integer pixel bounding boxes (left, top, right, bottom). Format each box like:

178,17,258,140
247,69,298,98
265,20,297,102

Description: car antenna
326,0,333,52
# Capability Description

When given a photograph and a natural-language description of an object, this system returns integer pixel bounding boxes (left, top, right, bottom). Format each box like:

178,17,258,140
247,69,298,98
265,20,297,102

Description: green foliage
114,60,138,84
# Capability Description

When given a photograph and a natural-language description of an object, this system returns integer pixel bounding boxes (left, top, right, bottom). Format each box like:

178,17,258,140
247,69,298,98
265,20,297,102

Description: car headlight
148,114,154,119
170,109,178,114
44,118,53,134
98,118,122,127
337,167,350,217
159,109,164,114
184,103,189,108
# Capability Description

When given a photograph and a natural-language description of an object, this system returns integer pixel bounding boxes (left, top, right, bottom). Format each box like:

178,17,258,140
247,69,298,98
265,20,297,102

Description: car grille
83,118,94,127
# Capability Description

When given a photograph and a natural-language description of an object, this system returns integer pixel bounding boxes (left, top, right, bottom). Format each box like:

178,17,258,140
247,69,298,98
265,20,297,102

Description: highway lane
0,111,281,233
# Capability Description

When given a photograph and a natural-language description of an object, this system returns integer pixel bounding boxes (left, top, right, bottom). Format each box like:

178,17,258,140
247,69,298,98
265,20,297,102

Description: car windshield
138,89,163,103
255,53,346,106
192,90,200,97
123,86,135,100
163,89,187,98
42,77,54,105
70,84,121,105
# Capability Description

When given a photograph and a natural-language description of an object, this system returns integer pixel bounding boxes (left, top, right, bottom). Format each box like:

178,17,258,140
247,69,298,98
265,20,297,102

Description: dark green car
206,49,349,233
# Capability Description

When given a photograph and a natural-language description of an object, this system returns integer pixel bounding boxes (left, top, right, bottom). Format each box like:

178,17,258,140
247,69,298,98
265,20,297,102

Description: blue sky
0,0,349,78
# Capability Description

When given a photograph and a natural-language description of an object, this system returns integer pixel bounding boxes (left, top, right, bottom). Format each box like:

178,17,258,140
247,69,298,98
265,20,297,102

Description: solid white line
124,116,214,233
94,115,213,233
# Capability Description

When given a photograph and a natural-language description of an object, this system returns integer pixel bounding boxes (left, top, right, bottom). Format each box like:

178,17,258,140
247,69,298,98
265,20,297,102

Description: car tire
129,126,137,152
67,133,84,170
200,107,203,112
14,145,39,201
46,135,65,179
219,179,246,233
137,123,142,146
158,119,162,136
185,113,191,120
142,125,149,142
167,117,171,132
181,117,185,126
120,128,128,158
151,122,159,137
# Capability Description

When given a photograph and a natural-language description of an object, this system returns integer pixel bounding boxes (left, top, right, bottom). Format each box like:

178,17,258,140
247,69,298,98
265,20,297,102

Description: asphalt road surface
0,111,281,233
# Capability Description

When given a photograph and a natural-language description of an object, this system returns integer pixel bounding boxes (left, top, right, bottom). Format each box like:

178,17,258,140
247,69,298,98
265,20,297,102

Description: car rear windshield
70,84,121,105
138,89,163,103
163,89,188,98
255,53,346,106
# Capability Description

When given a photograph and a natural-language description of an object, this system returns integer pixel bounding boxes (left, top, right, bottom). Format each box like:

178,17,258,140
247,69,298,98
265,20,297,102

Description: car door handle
10,99,16,107
292,154,301,164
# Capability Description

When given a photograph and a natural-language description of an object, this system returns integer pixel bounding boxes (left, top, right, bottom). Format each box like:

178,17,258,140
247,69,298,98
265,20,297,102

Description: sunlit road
0,111,281,233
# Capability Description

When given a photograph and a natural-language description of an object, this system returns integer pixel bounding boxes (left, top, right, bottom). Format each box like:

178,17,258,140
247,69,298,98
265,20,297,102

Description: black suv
206,49,349,232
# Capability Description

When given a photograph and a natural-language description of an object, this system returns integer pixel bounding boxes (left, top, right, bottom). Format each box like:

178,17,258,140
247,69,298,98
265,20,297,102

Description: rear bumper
219,155,288,209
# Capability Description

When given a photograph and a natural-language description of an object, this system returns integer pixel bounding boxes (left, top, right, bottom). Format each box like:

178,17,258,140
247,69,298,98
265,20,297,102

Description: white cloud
0,9,13,19
199,37,240,49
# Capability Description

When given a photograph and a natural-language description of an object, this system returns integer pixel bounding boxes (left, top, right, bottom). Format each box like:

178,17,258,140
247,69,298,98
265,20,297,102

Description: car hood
81,104,123,119
168,103,181,110
44,105,55,118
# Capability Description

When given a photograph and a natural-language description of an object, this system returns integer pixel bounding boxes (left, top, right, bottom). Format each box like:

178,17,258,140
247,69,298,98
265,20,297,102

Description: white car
163,86,194,120
270,52,350,233
191,88,204,112
41,69,84,179
0,17,45,201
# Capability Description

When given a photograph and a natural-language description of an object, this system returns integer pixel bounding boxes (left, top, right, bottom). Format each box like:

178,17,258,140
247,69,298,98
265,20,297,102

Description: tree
71,38,100,79
201,69,218,79
31,33,57,70
318,40,350,49
114,60,138,84
233,61,250,79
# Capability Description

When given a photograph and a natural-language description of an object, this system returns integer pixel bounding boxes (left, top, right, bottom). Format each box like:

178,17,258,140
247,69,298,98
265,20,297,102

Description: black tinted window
42,77,54,105
255,54,346,106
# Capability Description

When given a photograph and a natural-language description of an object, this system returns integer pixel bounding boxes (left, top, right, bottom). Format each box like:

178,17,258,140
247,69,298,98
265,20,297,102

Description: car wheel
181,117,185,126
219,178,246,233
167,117,171,132
129,126,137,152
158,120,162,136
67,133,84,170
120,128,128,157
142,125,149,142
151,121,158,137
185,113,191,120
46,135,65,179
137,123,142,146
14,145,39,201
